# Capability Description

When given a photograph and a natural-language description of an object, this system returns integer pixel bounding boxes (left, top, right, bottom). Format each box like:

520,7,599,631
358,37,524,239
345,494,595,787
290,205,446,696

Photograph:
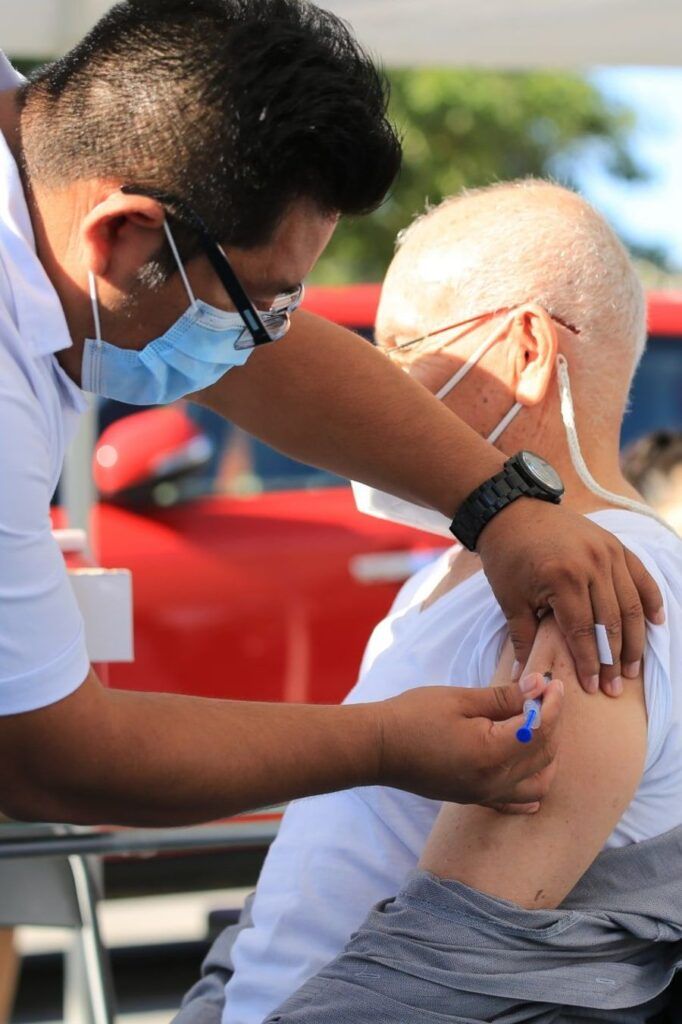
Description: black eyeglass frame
386,305,581,357
120,185,300,347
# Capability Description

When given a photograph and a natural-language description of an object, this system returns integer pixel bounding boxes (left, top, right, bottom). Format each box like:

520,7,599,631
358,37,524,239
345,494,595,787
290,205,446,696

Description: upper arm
0,375,89,716
419,616,648,909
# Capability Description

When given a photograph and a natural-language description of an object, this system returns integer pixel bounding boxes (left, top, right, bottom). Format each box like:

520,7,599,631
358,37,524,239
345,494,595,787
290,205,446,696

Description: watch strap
450,462,559,551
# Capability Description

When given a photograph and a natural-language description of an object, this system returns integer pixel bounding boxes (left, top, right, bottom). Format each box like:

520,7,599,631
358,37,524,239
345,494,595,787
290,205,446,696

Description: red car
65,286,682,705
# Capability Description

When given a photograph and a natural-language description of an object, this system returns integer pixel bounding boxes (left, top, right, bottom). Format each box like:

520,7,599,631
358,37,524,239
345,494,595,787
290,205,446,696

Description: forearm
196,310,503,515
3,672,380,827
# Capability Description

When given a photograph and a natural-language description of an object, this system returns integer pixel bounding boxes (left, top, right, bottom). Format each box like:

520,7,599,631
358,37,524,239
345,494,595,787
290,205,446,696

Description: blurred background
2,2,682,1022
29,60,682,499
8,4,682,501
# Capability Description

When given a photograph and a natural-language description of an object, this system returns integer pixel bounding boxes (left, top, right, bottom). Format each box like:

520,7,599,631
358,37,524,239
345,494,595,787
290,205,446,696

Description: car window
621,335,682,446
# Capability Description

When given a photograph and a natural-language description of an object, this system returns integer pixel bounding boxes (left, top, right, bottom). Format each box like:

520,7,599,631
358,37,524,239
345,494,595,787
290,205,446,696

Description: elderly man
178,180,682,1024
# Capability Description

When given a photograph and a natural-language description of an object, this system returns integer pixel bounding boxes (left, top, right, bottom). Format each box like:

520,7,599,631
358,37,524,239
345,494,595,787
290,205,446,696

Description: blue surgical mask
81,220,295,405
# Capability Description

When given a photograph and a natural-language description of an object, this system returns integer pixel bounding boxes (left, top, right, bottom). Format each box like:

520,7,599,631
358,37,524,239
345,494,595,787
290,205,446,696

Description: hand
477,499,664,696
374,677,564,808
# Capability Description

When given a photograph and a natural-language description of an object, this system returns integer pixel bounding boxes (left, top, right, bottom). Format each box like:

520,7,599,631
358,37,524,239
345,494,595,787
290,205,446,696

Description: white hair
393,179,647,382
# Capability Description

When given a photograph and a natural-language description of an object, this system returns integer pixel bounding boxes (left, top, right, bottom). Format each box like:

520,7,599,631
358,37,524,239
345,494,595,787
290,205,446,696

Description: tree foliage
311,69,644,284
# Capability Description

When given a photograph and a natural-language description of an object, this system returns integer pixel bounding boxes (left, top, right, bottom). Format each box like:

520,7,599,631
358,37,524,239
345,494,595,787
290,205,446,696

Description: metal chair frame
0,819,277,1024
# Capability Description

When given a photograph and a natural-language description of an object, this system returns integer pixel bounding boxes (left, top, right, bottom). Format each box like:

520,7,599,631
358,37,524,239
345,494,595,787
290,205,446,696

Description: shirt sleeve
0,369,89,714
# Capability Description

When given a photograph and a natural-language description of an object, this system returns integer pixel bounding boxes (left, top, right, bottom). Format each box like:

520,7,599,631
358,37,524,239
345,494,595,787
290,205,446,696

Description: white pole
61,396,98,558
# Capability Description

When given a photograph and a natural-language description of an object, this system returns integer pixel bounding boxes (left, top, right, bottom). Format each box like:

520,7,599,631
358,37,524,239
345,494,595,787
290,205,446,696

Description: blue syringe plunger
515,699,542,744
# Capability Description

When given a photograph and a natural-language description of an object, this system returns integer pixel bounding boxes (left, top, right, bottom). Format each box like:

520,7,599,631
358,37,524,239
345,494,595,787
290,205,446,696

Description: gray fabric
172,893,255,1024
263,825,682,1024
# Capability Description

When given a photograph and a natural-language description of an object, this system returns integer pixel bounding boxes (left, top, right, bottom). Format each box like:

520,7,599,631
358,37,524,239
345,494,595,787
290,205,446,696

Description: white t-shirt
222,509,682,1024
0,53,89,714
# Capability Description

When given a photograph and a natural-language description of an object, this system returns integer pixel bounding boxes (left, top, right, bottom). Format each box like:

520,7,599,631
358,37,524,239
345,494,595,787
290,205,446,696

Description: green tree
312,69,644,284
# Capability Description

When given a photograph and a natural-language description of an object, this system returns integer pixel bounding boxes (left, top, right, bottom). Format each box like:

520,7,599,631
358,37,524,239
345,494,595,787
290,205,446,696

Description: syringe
515,672,551,744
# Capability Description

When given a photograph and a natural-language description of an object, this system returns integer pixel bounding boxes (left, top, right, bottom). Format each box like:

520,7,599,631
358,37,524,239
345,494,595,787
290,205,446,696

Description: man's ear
511,304,558,407
81,190,166,282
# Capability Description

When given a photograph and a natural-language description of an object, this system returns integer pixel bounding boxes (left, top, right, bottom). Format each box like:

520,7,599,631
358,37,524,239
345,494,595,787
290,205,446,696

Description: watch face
518,451,564,496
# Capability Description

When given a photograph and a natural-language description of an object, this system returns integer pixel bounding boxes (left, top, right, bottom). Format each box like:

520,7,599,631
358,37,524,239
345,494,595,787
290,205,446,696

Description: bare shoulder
419,617,647,909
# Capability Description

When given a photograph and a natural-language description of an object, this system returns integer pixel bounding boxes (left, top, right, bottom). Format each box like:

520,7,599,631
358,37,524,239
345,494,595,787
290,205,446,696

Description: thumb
506,605,541,682
463,682,529,723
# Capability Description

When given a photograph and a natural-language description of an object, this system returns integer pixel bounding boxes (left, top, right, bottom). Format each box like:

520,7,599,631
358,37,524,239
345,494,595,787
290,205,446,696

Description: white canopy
3,0,681,66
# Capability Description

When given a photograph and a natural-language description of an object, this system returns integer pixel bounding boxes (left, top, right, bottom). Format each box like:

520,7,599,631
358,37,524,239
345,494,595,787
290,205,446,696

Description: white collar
0,135,74,358
0,54,73,358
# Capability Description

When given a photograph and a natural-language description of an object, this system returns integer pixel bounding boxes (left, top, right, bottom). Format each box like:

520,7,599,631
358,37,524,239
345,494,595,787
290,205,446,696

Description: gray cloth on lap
172,893,255,1024
263,825,682,1024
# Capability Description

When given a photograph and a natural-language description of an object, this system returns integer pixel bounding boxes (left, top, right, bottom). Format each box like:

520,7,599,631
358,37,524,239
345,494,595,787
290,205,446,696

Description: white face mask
352,312,523,537
352,313,676,538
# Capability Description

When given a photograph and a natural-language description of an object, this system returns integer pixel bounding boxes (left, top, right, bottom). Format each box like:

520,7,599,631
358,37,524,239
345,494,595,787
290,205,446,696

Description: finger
488,801,541,815
518,672,551,700
462,681,530,722
503,605,540,684
612,556,645,682
510,678,564,781
588,578,623,697
497,761,558,805
623,547,664,626
548,581,601,694
519,623,562,693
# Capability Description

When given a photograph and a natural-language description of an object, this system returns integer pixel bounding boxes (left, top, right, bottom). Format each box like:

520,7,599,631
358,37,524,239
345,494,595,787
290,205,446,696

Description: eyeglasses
260,282,305,336
385,306,580,358
120,185,303,346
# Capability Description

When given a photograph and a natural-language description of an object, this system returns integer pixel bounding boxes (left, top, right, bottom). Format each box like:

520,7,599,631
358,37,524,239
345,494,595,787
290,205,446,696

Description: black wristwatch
450,451,565,551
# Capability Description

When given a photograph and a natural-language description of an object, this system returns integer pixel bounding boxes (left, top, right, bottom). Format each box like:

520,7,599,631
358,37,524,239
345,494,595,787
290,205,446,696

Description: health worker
0,0,661,826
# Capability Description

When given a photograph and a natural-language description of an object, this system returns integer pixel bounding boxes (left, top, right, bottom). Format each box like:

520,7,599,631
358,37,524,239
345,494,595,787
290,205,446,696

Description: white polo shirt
0,53,90,714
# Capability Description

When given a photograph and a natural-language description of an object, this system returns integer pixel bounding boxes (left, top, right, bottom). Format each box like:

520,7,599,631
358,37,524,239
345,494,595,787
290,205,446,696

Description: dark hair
621,430,682,501
19,0,401,272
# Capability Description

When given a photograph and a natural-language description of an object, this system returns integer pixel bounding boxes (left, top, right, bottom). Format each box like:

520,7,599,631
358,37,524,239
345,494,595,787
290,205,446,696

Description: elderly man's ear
511,304,559,407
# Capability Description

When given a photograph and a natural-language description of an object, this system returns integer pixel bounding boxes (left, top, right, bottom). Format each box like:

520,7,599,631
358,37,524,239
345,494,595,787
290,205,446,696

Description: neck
539,441,636,515
423,410,646,610
502,390,643,516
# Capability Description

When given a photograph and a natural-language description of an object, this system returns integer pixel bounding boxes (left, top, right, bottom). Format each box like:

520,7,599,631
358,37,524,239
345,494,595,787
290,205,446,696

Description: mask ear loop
434,310,524,444
163,220,198,309
88,271,102,343
436,314,515,400
557,354,677,534
487,401,523,445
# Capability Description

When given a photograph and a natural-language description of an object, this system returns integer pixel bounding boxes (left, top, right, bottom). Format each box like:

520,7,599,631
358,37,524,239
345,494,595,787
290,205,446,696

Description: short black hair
19,0,401,267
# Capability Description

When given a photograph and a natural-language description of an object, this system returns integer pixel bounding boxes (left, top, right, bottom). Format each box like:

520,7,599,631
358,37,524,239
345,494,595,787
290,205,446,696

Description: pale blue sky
576,67,682,270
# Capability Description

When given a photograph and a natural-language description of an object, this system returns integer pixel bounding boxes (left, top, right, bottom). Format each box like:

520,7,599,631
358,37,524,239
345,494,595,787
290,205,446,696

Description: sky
577,67,682,270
